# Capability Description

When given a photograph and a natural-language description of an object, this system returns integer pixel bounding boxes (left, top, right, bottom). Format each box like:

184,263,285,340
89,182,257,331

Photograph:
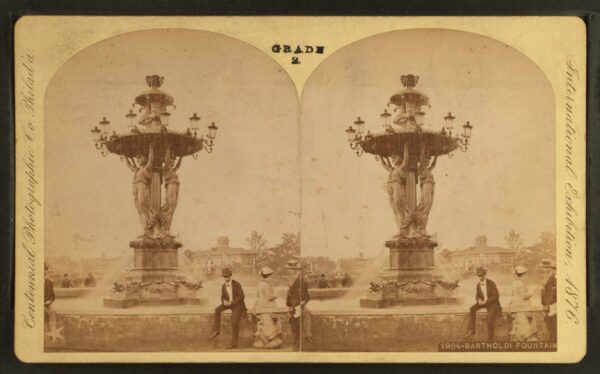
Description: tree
508,230,556,275
536,231,556,257
438,248,452,264
255,232,300,279
505,229,524,254
246,230,267,252
183,249,194,260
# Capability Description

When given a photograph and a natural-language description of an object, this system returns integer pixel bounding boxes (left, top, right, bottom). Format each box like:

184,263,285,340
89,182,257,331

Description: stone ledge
310,304,545,316
54,288,93,298
308,288,349,299
305,309,551,352
46,310,293,352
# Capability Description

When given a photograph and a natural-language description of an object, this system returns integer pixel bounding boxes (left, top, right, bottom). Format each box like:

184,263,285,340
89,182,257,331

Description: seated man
466,266,502,341
209,268,247,349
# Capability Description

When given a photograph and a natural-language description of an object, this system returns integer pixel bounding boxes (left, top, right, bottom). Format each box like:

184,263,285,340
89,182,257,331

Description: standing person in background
465,266,502,341
84,272,96,287
61,273,73,288
285,259,314,350
317,274,330,289
341,272,353,288
44,264,57,329
540,260,557,341
209,267,247,349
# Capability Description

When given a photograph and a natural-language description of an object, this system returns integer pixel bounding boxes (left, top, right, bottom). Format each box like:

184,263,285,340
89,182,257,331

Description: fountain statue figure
381,143,409,238
161,144,182,237
417,144,437,236
125,143,155,238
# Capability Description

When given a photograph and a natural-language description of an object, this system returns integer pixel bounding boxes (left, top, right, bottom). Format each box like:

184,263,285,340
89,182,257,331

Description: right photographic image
299,28,557,352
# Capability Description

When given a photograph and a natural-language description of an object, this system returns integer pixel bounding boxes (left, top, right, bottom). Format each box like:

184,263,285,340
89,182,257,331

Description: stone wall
46,310,293,351
305,308,551,352
46,307,551,352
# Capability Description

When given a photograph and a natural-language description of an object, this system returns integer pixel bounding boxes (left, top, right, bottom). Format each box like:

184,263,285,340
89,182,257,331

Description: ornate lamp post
345,74,473,308
92,75,217,308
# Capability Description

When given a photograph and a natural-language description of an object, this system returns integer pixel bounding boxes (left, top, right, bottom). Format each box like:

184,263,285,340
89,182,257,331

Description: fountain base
360,237,463,308
103,237,207,308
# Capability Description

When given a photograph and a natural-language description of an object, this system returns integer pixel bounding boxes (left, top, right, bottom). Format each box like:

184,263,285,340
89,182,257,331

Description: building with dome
448,235,517,274
190,236,259,275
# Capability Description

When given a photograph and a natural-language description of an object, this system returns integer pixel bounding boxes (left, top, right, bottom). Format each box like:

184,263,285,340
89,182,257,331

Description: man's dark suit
467,278,502,341
212,279,246,347
286,274,310,350
541,275,557,341
45,278,56,306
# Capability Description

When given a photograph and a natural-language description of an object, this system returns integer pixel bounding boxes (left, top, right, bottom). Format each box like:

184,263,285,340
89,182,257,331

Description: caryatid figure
417,144,437,235
126,143,155,238
161,144,182,237
381,143,409,238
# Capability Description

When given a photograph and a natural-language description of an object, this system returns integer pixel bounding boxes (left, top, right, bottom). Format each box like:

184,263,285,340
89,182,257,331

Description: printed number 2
291,57,300,65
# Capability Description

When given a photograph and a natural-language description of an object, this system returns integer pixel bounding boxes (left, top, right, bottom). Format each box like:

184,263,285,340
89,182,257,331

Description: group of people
209,259,313,350
465,262,557,342
56,272,96,288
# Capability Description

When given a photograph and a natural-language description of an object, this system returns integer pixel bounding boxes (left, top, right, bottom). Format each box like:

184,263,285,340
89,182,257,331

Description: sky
44,29,300,259
44,28,556,261
300,28,555,258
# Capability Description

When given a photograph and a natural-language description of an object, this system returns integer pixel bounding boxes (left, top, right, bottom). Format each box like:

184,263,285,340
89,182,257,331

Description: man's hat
64,273,69,277
221,267,232,277
259,266,274,276
515,265,528,275
475,266,487,276
285,258,302,270
539,259,556,269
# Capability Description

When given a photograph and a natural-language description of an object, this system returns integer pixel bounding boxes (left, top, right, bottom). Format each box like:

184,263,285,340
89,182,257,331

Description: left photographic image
42,28,301,352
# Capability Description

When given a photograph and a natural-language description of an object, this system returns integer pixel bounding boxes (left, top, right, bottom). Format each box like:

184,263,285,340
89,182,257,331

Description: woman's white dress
252,280,283,349
509,279,538,341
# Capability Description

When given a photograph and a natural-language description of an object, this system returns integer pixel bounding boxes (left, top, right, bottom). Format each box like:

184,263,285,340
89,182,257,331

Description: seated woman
509,265,538,341
251,266,283,349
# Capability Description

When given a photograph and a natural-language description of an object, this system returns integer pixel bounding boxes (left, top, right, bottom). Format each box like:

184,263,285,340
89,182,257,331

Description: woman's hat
259,266,274,276
221,267,232,277
515,265,528,275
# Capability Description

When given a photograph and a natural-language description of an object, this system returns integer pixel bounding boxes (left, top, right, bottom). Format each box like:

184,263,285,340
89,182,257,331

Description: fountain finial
145,75,164,88
400,74,419,88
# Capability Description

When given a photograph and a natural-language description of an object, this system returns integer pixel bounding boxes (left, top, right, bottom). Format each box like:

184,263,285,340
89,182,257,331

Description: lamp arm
174,157,183,171
429,155,438,171
126,157,138,172
380,157,392,172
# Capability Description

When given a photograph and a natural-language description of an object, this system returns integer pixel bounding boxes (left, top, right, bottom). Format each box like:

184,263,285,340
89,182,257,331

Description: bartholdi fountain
345,74,473,308
91,75,218,308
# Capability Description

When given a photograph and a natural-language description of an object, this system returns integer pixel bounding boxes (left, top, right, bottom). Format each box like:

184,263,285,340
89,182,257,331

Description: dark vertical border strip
586,11,600,372
0,6,16,374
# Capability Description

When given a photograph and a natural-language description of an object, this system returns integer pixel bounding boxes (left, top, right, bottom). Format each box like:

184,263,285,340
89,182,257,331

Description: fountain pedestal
360,238,463,308
103,238,207,308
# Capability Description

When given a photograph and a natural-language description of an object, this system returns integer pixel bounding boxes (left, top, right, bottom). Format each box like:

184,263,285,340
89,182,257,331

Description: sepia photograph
42,28,303,352
300,28,558,352
13,16,586,363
